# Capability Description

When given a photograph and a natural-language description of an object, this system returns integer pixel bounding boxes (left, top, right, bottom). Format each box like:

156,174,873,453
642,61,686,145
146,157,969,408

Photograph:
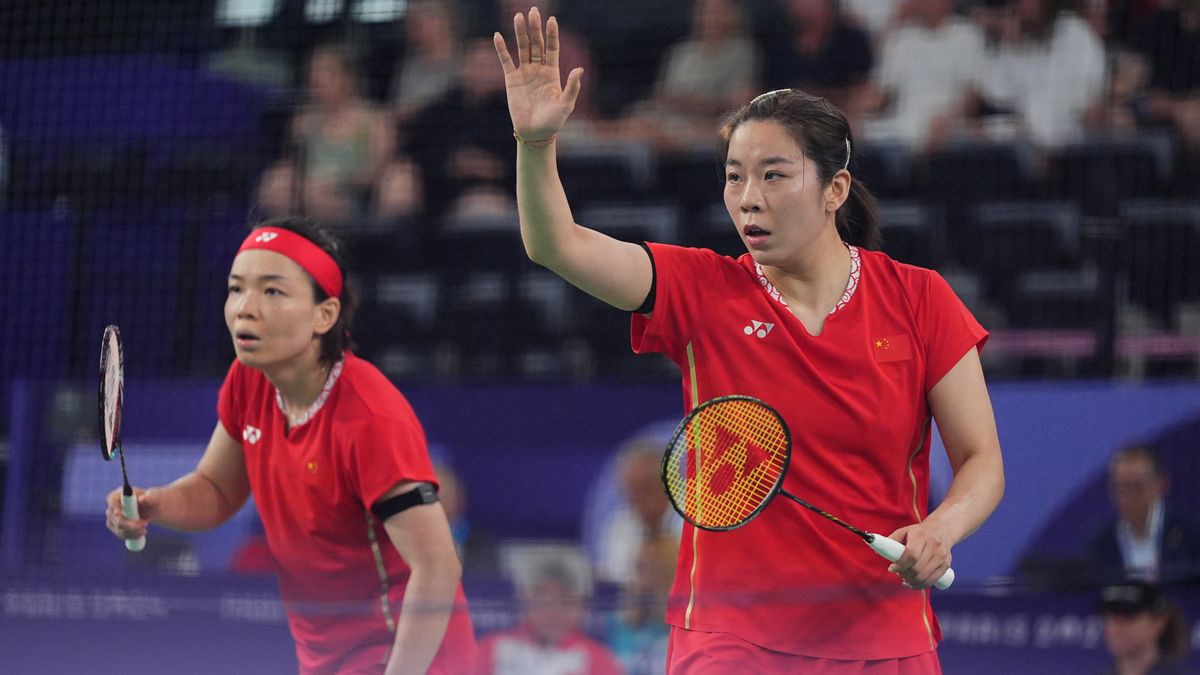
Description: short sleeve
919,271,989,392
216,361,243,440
348,411,438,509
630,243,725,362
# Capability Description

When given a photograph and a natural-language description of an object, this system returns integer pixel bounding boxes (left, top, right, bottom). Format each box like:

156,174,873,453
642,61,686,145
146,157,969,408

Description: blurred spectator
389,0,464,125
615,0,759,152
1138,0,1200,150
1087,444,1200,584
406,37,516,220
761,0,874,125
475,557,624,675
258,43,419,225
843,0,904,38
861,0,986,151
594,429,683,584
435,459,503,581
606,535,678,675
1099,580,1193,675
975,0,1107,148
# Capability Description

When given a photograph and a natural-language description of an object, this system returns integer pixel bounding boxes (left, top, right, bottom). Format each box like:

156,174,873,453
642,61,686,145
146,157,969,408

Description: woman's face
225,249,335,373
723,120,831,268
1103,611,1167,659
308,53,351,104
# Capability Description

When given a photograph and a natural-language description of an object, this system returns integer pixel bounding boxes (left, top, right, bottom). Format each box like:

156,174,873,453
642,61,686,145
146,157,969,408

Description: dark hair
249,217,357,365
718,89,882,250
1112,444,1164,477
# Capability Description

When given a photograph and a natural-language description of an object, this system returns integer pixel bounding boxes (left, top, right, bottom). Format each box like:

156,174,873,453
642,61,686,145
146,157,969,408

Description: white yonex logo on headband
744,320,775,339
254,232,278,243
243,426,261,444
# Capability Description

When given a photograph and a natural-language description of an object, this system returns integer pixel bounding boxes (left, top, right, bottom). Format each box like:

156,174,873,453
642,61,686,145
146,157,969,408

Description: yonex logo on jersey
254,232,278,243
242,425,262,444
743,320,775,339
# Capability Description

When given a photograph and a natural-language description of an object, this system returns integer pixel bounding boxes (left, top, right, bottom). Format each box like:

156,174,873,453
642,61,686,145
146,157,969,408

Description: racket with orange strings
661,395,954,590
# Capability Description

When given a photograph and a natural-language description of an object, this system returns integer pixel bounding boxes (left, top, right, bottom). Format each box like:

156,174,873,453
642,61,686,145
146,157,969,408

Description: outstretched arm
494,8,652,311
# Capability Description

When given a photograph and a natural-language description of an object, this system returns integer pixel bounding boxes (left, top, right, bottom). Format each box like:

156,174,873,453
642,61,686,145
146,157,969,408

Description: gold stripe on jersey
365,511,396,634
908,419,935,650
684,341,700,630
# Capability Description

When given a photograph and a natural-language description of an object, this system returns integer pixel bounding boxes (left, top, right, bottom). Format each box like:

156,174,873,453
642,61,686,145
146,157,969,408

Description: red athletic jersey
631,244,987,660
218,352,476,675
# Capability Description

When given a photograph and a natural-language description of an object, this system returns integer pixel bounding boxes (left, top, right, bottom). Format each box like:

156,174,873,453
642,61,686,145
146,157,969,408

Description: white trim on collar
754,244,861,315
276,358,344,429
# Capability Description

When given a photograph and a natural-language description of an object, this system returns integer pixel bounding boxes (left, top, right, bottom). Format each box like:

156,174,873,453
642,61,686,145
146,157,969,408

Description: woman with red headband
105,218,476,675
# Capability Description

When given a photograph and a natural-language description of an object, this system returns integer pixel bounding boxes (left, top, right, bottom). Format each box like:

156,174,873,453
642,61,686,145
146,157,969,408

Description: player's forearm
925,448,1004,547
515,141,580,269
146,472,242,532
382,561,461,675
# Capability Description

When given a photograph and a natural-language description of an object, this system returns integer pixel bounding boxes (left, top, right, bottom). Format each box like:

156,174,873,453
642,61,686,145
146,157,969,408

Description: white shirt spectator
867,16,985,148
843,0,902,38
596,506,682,584
980,12,1107,148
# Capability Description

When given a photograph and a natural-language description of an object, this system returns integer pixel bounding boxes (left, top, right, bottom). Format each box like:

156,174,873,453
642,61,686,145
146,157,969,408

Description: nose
738,179,763,213
231,290,257,319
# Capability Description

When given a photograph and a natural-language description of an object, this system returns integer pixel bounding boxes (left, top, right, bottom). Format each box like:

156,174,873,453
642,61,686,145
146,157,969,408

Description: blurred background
1,0,1198,673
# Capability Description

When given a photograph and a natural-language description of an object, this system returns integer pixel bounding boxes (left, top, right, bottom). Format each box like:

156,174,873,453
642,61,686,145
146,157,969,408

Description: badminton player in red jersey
495,9,1004,674
105,218,476,675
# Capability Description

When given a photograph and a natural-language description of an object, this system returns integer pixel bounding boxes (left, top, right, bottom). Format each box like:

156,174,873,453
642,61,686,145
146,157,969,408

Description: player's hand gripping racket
100,324,144,552
661,395,954,590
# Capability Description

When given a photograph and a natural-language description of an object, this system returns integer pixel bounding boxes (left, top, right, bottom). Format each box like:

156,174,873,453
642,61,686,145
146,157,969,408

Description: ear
313,297,341,337
825,169,851,212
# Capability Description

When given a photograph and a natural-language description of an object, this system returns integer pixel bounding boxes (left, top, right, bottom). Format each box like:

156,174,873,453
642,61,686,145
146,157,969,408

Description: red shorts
666,627,942,675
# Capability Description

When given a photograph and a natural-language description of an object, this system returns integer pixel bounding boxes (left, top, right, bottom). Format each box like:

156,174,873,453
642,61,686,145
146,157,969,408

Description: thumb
135,488,157,518
562,67,584,108
888,526,913,544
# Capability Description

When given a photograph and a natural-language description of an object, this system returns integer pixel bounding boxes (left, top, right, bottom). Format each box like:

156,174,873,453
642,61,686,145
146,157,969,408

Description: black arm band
371,482,439,522
633,242,657,314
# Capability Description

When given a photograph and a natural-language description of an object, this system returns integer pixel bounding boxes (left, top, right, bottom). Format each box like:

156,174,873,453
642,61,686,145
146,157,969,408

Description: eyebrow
725,157,796,167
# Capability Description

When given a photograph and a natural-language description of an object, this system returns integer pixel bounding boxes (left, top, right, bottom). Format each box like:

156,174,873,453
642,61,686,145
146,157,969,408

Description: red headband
237,228,343,298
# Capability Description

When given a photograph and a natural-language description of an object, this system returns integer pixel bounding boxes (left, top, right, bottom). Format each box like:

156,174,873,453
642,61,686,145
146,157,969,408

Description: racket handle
866,533,954,590
122,493,146,553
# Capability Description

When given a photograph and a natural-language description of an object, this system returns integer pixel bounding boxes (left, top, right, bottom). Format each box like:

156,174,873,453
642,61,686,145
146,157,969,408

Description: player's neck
265,350,332,423
761,229,852,314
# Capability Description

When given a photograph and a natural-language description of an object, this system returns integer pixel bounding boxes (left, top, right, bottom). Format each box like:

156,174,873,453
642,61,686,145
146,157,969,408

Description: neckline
753,244,862,317
275,357,345,430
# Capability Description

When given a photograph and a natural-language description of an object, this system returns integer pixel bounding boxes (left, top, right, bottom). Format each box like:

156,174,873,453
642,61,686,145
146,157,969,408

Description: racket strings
665,399,789,529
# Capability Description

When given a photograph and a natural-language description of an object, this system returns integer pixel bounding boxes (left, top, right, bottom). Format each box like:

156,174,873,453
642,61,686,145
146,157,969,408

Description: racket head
660,395,792,532
98,324,124,461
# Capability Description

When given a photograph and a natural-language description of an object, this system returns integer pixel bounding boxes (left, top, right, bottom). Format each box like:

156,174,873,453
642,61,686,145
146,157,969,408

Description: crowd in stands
3,0,1199,382
237,0,1200,229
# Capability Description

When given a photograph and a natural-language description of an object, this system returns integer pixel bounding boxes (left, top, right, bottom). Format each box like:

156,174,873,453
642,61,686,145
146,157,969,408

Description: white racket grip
867,533,954,590
122,493,146,552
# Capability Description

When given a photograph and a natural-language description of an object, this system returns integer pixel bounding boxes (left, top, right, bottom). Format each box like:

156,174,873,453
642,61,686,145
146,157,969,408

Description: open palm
493,8,584,144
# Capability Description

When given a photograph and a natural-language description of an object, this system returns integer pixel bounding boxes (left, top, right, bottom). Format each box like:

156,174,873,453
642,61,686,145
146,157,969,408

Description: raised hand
493,7,584,145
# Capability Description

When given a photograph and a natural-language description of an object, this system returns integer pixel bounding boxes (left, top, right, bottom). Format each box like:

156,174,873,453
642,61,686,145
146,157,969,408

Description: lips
234,330,261,347
743,223,770,246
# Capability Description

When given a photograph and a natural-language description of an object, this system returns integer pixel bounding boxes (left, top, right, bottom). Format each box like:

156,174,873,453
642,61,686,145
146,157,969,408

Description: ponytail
837,178,882,250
